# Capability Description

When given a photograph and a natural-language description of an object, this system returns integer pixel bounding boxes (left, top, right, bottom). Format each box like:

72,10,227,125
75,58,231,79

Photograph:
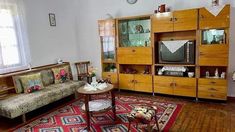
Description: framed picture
49,13,56,26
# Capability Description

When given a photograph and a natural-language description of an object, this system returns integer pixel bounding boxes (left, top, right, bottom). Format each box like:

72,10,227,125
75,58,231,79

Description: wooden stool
127,105,160,132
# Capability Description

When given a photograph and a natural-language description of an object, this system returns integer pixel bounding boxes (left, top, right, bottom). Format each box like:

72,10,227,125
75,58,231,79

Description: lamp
233,71,235,81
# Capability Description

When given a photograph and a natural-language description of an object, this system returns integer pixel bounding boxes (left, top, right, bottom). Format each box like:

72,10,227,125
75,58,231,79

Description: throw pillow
13,75,24,93
41,70,54,86
52,66,70,84
20,73,44,93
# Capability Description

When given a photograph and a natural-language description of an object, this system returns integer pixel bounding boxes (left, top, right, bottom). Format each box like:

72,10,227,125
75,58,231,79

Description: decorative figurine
220,72,226,79
206,71,210,78
215,68,219,78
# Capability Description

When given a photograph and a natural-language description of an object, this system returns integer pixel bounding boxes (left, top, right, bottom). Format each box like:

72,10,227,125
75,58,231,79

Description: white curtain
0,0,31,74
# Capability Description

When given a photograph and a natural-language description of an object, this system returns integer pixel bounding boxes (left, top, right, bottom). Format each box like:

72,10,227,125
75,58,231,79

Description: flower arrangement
88,66,97,77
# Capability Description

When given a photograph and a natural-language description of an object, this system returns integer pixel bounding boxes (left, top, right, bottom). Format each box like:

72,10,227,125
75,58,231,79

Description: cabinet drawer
198,78,227,86
119,74,134,90
154,76,173,94
198,91,227,100
174,78,196,97
198,85,227,93
199,45,228,66
102,72,118,87
117,47,152,64
135,75,152,93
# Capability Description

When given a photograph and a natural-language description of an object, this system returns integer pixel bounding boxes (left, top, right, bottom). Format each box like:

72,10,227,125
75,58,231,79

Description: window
0,3,30,74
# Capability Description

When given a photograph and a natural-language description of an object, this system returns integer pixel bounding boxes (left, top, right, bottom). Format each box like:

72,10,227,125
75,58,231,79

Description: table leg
111,90,116,120
85,95,90,131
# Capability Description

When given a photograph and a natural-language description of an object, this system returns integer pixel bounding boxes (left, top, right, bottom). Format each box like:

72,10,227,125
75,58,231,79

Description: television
158,40,195,64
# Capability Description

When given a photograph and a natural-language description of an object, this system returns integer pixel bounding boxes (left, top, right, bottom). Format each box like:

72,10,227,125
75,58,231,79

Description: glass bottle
211,35,217,44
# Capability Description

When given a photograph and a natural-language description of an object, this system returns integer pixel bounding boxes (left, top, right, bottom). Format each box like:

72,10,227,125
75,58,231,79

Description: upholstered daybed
0,63,85,122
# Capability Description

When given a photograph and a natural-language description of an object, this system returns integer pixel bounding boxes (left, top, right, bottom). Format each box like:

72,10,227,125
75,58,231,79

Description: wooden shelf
154,75,196,79
0,86,15,93
155,64,196,67
119,73,152,76
199,77,227,80
102,72,117,74
102,60,116,63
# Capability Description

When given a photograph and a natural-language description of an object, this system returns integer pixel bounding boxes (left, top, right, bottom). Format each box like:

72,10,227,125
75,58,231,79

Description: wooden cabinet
173,77,196,97
117,47,152,64
154,76,196,97
198,78,227,100
199,5,230,29
154,76,173,95
134,75,152,92
98,19,118,87
152,9,198,33
119,74,152,93
151,12,174,33
119,74,134,90
199,45,229,66
102,72,118,87
173,9,198,31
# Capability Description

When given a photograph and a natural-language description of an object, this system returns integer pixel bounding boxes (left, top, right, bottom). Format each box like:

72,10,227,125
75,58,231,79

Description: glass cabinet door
102,36,115,61
118,18,151,47
201,29,226,45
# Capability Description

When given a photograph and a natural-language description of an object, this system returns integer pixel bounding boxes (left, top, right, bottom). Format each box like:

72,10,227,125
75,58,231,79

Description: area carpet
12,94,183,132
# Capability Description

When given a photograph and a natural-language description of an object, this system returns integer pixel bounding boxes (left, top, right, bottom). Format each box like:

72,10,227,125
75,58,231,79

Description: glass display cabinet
118,17,151,47
201,29,226,45
98,19,118,88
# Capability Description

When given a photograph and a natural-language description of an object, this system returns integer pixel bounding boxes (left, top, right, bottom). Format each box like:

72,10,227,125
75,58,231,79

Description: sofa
0,63,85,122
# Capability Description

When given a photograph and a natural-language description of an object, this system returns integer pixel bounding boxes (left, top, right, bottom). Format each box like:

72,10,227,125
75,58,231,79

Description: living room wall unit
98,5,230,100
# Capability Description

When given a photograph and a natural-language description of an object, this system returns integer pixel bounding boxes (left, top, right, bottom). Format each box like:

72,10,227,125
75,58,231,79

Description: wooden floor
0,92,235,132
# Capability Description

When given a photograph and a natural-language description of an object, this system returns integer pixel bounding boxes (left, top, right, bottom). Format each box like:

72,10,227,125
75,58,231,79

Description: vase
92,76,97,83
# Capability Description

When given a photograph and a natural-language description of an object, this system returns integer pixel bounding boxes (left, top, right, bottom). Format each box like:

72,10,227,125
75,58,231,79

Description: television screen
160,43,185,62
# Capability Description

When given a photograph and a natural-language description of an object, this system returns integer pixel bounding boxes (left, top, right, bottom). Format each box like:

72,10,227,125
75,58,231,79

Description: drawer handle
170,83,176,87
170,18,173,21
209,88,218,91
200,15,204,19
199,52,205,55
210,81,216,84
132,49,136,52
210,94,215,97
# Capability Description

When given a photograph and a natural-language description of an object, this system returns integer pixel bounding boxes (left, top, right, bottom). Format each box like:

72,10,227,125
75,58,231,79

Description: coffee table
77,84,116,131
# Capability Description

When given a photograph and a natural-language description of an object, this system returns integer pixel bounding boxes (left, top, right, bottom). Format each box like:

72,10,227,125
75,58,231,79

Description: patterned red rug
12,95,182,132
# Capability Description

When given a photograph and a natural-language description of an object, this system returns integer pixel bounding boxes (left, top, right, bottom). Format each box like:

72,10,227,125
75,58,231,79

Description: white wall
23,0,79,77
75,0,235,96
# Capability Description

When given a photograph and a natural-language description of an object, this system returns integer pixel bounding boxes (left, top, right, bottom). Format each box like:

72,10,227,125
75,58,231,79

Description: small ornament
206,71,210,78
215,68,219,78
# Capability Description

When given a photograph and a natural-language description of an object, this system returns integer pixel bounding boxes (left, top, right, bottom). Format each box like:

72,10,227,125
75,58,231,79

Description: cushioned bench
0,63,85,122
